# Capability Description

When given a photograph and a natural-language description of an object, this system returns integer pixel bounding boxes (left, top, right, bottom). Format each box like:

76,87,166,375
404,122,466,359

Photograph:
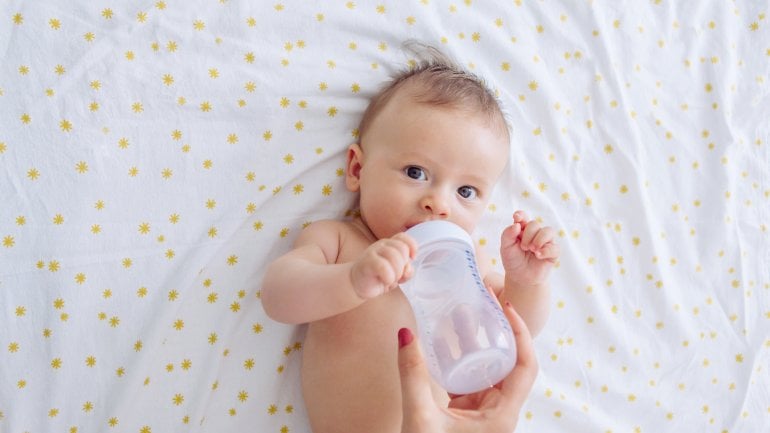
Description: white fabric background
1,1,768,432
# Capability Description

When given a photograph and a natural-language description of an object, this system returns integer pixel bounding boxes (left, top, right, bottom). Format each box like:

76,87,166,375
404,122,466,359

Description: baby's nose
420,194,450,217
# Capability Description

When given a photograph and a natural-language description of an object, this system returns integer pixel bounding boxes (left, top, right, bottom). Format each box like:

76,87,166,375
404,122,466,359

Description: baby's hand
351,233,418,300
500,211,559,286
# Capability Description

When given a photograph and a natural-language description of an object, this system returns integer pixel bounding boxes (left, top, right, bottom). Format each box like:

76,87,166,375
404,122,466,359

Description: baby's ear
345,143,363,192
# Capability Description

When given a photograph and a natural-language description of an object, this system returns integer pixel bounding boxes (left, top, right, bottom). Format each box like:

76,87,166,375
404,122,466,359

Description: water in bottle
400,220,517,395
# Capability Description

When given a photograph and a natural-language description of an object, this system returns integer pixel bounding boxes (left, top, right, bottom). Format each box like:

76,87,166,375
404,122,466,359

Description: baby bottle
400,220,517,395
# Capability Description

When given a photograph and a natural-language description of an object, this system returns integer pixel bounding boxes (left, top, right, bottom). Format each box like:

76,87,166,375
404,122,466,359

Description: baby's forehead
397,83,510,143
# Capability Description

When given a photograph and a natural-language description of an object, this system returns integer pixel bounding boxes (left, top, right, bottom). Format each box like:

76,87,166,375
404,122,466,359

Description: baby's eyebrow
463,174,493,188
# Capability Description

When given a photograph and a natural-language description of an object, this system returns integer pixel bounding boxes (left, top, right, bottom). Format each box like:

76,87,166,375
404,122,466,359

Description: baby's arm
261,221,362,324
484,211,559,337
484,271,550,337
261,220,417,324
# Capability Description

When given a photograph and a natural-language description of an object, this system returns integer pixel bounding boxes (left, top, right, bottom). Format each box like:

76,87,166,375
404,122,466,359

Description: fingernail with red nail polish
398,328,413,348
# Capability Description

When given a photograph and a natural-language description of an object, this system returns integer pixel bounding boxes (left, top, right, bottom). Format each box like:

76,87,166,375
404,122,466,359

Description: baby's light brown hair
358,42,509,145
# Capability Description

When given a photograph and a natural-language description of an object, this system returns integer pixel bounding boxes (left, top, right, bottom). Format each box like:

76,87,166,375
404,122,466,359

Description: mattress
1,1,768,432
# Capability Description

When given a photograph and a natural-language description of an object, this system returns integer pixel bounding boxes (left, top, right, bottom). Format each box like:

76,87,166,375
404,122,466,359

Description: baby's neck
349,216,378,242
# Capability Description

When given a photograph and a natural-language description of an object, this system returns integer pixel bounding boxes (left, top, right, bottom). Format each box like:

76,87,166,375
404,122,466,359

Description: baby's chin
355,215,399,240
371,224,406,240
377,228,405,239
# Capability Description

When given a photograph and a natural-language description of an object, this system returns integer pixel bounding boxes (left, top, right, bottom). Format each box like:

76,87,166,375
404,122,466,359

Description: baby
262,47,559,433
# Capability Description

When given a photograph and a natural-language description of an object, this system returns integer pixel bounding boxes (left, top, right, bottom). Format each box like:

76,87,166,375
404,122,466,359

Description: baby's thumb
501,223,522,248
397,328,435,428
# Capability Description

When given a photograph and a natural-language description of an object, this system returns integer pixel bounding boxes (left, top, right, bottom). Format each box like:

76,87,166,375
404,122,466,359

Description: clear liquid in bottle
400,221,517,395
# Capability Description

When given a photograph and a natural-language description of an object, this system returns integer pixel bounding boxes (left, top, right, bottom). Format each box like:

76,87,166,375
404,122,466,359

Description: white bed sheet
1,1,768,432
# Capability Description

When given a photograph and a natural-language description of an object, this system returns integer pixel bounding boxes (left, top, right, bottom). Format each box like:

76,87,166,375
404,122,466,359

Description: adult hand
397,302,538,433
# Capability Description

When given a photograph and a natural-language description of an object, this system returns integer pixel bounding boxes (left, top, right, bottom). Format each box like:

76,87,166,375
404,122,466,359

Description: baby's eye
457,186,478,200
405,166,427,181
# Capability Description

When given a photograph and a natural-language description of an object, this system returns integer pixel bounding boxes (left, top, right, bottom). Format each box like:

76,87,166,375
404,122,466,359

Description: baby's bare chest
303,226,417,363
305,286,415,356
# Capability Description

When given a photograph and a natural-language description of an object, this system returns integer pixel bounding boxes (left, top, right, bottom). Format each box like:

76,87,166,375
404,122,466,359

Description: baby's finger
513,210,529,224
374,242,401,262
375,238,412,265
377,245,411,280
371,256,398,287
519,220,541,250
535,243,560,261
501,223,522,248
392,232,418,259
399,262,414,283
530,226,556,251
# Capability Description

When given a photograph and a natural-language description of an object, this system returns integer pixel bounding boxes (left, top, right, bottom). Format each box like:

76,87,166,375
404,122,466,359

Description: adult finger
398,328,436,431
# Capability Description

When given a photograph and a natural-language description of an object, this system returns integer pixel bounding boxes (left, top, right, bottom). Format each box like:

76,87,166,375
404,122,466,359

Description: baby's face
347,91,509,239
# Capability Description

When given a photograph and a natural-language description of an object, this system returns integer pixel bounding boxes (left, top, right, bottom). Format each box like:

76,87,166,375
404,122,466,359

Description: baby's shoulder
295,218,345,240
293,219,360,246
294,219,366,263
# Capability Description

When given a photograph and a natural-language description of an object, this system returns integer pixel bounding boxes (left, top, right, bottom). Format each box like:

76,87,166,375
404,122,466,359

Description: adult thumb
398,328,435,427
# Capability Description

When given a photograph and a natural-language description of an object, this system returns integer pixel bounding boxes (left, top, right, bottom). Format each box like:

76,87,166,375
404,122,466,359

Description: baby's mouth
404,221,421,230
407,216,442,228
404,220,427,231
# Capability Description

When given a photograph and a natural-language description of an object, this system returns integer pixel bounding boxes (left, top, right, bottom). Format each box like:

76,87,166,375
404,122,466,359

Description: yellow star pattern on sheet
0,2,768,433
